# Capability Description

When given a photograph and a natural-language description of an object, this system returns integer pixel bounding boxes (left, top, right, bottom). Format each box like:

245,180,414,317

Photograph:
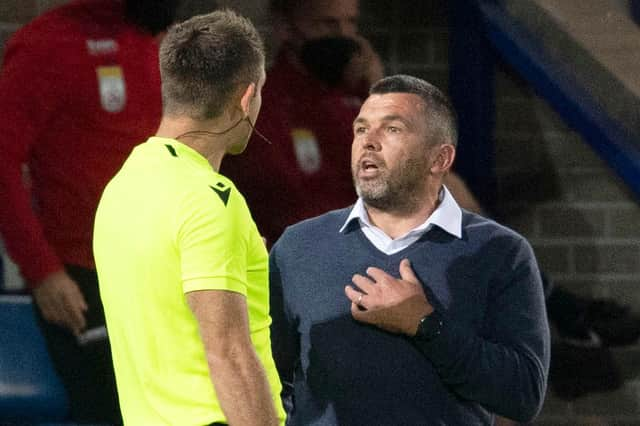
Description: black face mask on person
124,0,180,35
299,36,361,87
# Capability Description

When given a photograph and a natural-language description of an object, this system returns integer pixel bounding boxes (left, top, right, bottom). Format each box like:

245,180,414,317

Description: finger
399,258,419,284
39,304,58,324
62,291,87,334
345,285,365,306
60,306,83,336
68,304,87,334
351,273,376,295
32,282,82,332
44,305,72,332
76,289,89,312
365,266,393,285
354,35,373,53
350,302,371,322
67,280,89,313
46,293,69,326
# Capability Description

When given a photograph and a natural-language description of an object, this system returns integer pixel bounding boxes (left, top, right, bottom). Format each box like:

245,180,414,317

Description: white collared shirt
339,185,463,255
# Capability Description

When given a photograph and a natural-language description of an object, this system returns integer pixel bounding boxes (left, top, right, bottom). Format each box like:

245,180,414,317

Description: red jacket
0,0,162,284
221,52,362,246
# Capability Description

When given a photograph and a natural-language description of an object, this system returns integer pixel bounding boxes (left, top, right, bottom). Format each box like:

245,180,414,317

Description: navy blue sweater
269,208,550,425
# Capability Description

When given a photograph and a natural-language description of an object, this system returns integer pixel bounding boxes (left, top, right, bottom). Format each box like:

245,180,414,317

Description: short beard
353,155,427,215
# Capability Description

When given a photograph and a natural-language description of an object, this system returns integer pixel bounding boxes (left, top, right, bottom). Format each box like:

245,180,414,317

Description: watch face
417,312,443,342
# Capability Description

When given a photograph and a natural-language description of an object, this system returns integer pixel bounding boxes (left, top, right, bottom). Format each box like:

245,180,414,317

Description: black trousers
35,264,121,425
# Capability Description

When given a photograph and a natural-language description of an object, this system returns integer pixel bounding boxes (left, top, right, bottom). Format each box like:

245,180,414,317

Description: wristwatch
413,310,444,342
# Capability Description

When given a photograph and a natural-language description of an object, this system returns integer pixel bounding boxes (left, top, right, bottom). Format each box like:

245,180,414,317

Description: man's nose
337,21,352,36
362,130,382,151
328,20,356,37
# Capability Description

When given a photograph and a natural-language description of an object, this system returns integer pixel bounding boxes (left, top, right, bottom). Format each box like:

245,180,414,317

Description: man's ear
429,144,456,174
239,82,257,116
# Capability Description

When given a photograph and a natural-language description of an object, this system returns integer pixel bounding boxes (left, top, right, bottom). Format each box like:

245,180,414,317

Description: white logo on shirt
86,39,119,55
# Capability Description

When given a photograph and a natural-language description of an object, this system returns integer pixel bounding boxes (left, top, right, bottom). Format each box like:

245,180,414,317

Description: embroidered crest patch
291,128,321,174
96,66,126,113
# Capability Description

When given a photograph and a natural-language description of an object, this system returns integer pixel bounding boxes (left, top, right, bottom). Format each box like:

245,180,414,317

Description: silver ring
357,293,363,305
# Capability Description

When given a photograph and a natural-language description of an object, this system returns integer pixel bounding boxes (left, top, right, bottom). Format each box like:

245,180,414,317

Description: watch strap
414,310,444,342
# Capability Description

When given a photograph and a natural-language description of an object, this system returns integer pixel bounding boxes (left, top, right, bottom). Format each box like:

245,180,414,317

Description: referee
94,10,284,425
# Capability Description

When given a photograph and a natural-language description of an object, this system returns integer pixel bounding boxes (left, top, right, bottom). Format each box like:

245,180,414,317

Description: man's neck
155,116,228,172
365,187,442,240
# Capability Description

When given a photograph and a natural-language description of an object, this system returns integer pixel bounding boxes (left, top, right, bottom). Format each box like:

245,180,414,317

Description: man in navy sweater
269,74,550,425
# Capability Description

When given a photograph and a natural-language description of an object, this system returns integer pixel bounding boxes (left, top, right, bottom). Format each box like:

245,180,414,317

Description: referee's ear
239,82,257,117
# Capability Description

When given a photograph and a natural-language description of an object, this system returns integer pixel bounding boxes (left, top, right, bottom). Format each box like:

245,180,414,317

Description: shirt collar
147,136,213,171
339,185,462,239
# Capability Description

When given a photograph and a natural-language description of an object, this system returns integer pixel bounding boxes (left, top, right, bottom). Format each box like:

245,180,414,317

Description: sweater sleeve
413,238,550,423
269,241,300,412
0,34,64,284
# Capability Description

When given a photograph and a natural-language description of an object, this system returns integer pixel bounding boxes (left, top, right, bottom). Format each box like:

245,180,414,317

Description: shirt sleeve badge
291,128,322,174
96,66,127,113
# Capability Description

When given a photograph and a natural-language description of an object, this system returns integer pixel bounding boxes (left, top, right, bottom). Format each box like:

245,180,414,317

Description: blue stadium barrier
475,0,640,200
632,0,640,26
0,295,69,423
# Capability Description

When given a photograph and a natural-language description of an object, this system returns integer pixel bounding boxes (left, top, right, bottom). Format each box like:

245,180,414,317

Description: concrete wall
1,0,639,423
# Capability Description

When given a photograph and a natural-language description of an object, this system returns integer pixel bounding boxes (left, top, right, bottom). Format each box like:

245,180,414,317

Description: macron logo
210,183,231,206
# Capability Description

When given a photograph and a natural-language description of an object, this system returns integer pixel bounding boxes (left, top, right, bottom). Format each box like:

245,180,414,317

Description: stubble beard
352,156,427,214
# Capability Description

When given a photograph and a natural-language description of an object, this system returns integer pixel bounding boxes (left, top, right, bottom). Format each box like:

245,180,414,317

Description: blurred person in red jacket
0,0,185,422
222,0,480,247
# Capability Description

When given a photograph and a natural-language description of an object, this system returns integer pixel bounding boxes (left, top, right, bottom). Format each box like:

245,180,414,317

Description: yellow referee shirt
94,137,285,425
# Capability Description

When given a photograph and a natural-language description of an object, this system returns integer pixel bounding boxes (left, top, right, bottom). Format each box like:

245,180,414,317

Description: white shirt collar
339,185,462,254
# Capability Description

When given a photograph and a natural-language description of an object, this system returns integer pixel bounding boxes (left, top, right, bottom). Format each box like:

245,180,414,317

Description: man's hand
343,35,384,92
345,259,432,336
32,270,88,336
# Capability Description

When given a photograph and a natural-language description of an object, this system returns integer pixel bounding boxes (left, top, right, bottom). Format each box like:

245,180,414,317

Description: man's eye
354,127,367,134
387,126,400,133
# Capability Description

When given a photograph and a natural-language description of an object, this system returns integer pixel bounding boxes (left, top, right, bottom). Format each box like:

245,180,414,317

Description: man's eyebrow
353,115,412,126
380,114,413,127
353,117,368,126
